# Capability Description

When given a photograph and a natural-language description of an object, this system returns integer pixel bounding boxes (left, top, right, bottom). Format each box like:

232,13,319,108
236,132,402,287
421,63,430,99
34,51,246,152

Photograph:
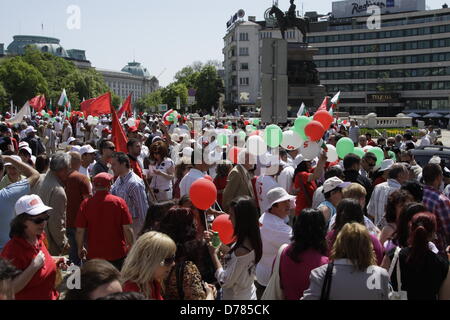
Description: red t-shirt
367,140,377,147
294,172,317,216
75,191,133,261
213,176,228,207
373,176,386,187
65,170,91,229
1,233,58,300
123,280,163,300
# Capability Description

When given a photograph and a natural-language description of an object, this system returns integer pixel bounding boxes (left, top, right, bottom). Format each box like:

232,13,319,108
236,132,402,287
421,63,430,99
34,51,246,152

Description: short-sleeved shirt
388,247,449,300
149,158,174,190
1,233,58,300
294,172,317,216
123,280,163,300
75,191,133,261
91,160,110,177
65,170,91,229
0,180,30,250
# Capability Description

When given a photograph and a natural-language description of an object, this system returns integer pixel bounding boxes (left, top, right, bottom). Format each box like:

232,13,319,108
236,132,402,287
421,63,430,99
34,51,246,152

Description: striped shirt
111,171,149,235
423,185,450,252
367,179,402,228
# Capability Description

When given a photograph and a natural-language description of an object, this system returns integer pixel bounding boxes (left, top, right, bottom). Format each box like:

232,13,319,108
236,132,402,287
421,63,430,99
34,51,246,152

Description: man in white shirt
255,155,283,211
179,150,210,198
367,163,409,228
427,125,437,144
256,187,295,298
79,145,97,178
418,129,431,147
62,121,73,143
348,120,360,146
76,119,86,142
278,154,303,195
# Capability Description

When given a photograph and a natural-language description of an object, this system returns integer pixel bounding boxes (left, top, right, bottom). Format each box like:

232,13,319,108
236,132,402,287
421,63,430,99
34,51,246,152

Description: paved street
441,130,450,146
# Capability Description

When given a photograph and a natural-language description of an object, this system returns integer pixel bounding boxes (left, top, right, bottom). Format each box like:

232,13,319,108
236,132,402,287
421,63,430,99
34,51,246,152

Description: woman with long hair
205,196,262,300
384,213,450,300
302,223,389,300
121,232,176,300
157,206,216,300
327,199,384,265
139,201,176,236
279,209,329,300
148,141,175,202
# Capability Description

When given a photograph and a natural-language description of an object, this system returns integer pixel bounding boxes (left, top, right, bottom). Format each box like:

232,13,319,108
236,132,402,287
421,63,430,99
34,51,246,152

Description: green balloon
293,116,310,141
353,147,365,159
217,134,228,147
388,150,396,160
253,119,261,126
264,124,283,148
336,137,355,159
371,147,385,166
238,131,247,141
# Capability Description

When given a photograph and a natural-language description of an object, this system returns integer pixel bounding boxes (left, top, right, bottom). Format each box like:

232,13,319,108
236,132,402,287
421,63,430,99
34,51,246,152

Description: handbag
261,244,288,300
320,262,334,300
388,247,408,300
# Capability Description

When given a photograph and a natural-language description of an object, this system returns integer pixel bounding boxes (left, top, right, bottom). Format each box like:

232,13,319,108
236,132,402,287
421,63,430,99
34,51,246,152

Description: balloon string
215,201,223,213
204,210,209,232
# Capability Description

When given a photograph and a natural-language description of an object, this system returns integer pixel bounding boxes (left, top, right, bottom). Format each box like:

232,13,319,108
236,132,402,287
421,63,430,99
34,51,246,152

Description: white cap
267,187,296,211
379,159,395,172
30,155,36,165
15,194,52,216
322,177,351,194
4,155,22,167
18,141,29,149
293,154,304,168
429,156,441,164
80,145,97,156
67,137,76,144
70,146,81,153
24,126,37,135
19,146,32,156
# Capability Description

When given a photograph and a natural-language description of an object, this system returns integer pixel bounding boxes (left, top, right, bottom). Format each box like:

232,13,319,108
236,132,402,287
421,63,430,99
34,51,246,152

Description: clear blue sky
0,0,447,86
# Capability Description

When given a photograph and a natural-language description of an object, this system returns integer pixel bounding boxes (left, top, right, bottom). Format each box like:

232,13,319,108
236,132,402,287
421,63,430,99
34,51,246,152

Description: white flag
6,102,31,124
297,102,306,117
331,91,341,105
10,100,13,115
58,89,69,107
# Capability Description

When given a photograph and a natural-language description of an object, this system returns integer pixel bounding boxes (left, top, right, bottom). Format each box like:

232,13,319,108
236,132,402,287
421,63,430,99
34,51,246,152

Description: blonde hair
342,183,366,200
121,231,176,299
331,223,376,272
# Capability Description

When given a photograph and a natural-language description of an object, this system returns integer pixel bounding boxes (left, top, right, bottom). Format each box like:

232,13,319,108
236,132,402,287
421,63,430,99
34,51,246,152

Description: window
239,47,249,56
239,33,249,41
239,77,249,86
240,63,249,70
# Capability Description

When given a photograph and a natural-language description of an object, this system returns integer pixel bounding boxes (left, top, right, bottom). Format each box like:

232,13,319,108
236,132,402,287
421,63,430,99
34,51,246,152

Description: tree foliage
135,89,163,112
161,83,188,108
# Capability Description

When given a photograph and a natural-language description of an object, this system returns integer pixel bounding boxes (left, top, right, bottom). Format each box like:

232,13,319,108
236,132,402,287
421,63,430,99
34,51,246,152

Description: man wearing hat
62,120,73,143
79,145,97,177
0,155,26,190
255,154,284,211
22,126,45,156
317,177,350,225
76,173,134,270
256,187,295,298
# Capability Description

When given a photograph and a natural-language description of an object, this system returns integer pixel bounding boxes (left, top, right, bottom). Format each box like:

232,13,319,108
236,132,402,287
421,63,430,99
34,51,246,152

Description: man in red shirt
366,133,377,147
127,138,143,179
65,152,92,266
76,173,134,271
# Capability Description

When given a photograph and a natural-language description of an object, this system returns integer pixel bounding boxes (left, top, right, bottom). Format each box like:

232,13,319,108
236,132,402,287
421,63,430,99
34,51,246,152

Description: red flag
317,96,330,112
81,92,112,117
29,95,46,112
117,93,133,118
110,104,128,153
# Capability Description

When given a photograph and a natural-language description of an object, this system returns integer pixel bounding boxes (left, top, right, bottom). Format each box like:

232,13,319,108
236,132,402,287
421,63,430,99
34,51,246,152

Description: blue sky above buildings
0,0,447,86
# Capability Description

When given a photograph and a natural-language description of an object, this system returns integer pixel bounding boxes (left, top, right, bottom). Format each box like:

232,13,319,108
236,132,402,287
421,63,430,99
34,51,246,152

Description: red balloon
228,147,240,164
204,175,213,182
244,120,250,126
224,125,229,129
313,110,333,129
249,130,261,136
212,214,235,245
304,121,325,141
189,179,217,210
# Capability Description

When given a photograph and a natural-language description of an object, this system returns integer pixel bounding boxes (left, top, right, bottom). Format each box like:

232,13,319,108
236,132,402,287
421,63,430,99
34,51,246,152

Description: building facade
307,0,450,116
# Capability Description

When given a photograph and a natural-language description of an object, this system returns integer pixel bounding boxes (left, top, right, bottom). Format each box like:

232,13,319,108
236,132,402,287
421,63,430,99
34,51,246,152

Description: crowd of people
0,111,449,301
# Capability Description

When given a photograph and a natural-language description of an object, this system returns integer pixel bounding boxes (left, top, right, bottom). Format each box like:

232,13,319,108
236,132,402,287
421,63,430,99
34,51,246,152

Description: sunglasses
105,146,115,151
29,216,49,224
160,255,176,266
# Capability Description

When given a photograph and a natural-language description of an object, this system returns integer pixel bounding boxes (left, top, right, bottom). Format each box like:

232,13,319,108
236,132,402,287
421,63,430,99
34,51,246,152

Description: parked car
411,146,450,169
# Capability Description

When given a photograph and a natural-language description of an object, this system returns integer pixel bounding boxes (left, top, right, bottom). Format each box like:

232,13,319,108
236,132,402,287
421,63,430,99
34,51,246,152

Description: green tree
195,65,224,112
0,82,8,110
0,56,49,105
135,89,163,112
161,83,188,108
174,66,199,89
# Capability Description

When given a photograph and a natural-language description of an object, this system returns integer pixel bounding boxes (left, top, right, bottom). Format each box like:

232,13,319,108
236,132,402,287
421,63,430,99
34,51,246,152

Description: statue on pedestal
269,0,310,42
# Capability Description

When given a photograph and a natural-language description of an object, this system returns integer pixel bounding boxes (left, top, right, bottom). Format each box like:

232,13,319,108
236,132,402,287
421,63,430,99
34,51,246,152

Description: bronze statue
269,1,309,42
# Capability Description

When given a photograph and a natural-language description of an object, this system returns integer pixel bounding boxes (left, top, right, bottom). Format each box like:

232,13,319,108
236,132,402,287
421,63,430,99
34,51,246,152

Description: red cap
128,126,138,133
93,173,113,188
102,128,112,134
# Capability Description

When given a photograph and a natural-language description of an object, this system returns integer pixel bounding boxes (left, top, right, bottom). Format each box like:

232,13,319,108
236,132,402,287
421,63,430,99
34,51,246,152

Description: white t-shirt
76,122,85,137
255,175,281,212
277,167,295,195
179,168,205,198
149,158,174,190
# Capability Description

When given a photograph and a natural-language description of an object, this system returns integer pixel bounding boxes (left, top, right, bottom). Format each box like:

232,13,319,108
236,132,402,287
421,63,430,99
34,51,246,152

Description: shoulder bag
388,247,408,300
261,244,288,300
320,262,334,300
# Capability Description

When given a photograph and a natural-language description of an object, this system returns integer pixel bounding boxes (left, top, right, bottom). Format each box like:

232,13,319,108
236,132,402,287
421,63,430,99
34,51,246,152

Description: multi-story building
1,35,159,103
308,0,450,117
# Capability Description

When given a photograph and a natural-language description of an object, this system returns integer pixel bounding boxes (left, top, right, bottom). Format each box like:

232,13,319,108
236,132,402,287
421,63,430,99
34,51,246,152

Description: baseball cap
80,145,97,156
4,155,22,167
379,159,395,172
93,173,113,188
67,137,77,144
128,126,138,133
323,177,351,194
102,128,112,134
267,187,296,211
19,146,32,156
15,194,52,216
24,126,37,135
18,141,29,149
293,154,305,168
70,146,81,153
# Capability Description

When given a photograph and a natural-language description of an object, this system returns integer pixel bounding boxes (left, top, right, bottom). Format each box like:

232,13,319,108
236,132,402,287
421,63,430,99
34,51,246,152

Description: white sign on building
332,0,425,18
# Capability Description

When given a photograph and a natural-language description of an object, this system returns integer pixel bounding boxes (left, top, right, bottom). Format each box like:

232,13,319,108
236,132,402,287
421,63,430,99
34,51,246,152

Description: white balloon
280,130,304,151
246,135,267,156
127,118,136,127
299,140,321,160
326,144,338,162
92,118,99,126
